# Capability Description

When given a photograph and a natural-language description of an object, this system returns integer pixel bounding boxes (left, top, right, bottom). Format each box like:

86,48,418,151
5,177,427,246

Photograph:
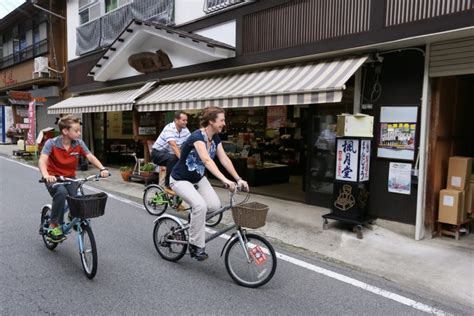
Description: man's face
175,114,188,129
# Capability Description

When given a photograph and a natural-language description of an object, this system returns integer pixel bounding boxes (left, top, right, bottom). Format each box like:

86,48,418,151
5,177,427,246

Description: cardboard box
438,189,465,225
336,113,374,137
446,156,472,190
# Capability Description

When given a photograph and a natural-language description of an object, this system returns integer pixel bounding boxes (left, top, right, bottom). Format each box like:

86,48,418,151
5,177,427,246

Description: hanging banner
26,101,36,145
359,140,371,182
388,162,412,195
335,138,359,182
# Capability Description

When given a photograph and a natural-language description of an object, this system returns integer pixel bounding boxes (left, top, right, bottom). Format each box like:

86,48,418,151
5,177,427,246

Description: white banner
335,139,359,182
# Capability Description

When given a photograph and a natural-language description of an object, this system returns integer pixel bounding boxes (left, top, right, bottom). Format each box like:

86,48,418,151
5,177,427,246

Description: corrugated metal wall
385,0,474,26
429,37,474,77
242,0,371,55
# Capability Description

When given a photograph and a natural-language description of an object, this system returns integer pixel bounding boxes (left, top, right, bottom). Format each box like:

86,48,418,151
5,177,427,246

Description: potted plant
140,162,156,177
119,166,132,181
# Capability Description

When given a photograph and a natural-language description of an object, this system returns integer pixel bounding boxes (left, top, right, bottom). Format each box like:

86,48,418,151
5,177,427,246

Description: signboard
266,106,286,129
138,126,156,135
359,140,370,182
388,162,412,195
26,101,36,145
335,138,359,182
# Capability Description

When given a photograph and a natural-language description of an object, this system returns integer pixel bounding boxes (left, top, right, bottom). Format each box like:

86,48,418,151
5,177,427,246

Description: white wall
67,0,80,61
175,0,206,25
195,20,236,47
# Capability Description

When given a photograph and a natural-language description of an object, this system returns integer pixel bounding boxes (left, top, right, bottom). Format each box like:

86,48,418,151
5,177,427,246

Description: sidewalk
1,143,473,308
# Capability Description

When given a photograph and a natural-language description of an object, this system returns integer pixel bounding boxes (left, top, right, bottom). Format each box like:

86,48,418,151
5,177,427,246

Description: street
0,156,468,315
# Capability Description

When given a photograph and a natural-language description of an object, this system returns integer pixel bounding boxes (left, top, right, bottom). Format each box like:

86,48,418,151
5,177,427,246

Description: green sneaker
47,226,66,243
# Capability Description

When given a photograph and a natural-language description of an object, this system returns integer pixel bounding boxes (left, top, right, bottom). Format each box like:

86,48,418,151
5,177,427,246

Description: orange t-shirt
41,136,91,177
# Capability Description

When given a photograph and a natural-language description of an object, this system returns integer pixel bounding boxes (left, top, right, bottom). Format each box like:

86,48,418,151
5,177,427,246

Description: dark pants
45,182,79,225
151,149,178,187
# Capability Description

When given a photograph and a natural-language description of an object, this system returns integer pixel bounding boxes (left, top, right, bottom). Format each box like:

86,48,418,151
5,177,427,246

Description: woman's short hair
200,106,225,127
58,114,80,131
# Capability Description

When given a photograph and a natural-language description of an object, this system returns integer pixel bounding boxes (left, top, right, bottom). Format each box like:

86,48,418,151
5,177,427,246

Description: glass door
305,112,337,208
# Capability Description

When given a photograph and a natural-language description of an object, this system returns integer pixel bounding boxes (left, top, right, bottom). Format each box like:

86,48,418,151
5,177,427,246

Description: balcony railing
0,39,49,70
76,0,174,56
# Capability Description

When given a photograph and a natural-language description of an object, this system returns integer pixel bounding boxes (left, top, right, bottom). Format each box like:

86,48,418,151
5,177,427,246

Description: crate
232,202,269,229
67,193,108,219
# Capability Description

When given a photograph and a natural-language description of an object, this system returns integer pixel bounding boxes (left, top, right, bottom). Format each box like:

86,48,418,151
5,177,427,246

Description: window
79,9,89,24
78,0,100,25
106,0,119,13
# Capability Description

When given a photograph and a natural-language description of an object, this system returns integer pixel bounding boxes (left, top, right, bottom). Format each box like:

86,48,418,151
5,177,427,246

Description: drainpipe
415,43,431,241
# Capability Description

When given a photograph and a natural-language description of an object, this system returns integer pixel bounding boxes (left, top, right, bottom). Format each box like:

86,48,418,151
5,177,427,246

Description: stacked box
438,156,473,224
438,190,465,225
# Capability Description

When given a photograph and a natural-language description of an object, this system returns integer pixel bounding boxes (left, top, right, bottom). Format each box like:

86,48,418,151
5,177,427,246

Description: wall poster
388,162,412,195
266,106,286,129
377,106,418,161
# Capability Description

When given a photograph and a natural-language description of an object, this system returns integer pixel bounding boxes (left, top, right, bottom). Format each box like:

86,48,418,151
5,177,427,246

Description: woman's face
209,113,226,133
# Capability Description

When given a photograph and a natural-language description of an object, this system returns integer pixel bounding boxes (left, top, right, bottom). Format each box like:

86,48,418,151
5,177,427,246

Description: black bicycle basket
67,192,108,218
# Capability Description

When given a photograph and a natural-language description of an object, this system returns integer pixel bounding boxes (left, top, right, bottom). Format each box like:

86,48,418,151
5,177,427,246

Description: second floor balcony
76,0,175,56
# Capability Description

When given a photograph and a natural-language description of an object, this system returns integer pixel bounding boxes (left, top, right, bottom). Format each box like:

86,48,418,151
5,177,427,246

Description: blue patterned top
171,129,221,183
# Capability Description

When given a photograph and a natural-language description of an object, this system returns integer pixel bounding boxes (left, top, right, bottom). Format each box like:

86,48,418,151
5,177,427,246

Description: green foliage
140,162,155,172
119,166,132,172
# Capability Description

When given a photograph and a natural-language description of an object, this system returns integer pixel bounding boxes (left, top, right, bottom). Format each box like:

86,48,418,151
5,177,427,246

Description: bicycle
39,174,108,279
143,183,223,227
152,187,277,288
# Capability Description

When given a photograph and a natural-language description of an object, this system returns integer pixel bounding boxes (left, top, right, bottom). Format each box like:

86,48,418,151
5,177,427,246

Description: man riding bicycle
170,106,249,261
151,111,190,194
38,114,109,242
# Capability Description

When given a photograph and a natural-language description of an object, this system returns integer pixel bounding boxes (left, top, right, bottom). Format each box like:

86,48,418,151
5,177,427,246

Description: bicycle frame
153,193,252,262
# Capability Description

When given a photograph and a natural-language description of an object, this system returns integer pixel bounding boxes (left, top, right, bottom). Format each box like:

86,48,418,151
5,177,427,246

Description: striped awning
47,81,156,114
137,56,368,112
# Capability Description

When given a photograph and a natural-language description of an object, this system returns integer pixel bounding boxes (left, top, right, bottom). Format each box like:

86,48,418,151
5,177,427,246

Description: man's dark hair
174,111,188,120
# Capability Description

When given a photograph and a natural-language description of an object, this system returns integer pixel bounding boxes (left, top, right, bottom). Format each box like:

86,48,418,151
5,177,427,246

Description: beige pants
170,176,221,248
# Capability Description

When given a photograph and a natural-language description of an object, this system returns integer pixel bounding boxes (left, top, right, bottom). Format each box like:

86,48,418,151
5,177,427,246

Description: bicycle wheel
205,212,223,227
40,206,58,250
224,233,277,288
79,224,97,279
153,217,187,262
143,185,168,216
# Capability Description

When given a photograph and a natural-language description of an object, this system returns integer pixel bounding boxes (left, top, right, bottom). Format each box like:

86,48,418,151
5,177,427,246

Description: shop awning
136,55,368,112
47,81,156,114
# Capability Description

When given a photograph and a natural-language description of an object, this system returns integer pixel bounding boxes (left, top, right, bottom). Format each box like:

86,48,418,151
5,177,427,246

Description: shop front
136,55,367,205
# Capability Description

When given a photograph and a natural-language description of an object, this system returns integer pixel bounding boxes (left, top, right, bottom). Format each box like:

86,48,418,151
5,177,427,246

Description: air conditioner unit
32,57,50,78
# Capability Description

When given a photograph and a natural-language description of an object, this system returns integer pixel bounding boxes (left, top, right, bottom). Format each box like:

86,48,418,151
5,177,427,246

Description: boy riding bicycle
38,114,109,242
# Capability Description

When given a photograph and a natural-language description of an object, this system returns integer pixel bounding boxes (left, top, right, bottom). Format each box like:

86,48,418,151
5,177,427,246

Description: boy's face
62,123,81,140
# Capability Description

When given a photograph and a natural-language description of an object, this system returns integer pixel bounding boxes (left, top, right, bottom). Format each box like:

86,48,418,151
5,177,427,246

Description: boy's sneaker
47,226,66,243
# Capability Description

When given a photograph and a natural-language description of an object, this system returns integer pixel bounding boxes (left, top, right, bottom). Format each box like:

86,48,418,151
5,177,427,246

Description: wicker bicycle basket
232,202,269,229
67,192,108,219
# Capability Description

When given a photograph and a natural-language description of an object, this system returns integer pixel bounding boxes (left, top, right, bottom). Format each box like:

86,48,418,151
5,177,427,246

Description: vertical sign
359,140,371,181
388,162,412,195
26,100,36,145
335,138,359,182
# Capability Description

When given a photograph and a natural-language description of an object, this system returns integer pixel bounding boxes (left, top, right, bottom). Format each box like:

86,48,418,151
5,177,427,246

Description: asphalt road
0,156,468,315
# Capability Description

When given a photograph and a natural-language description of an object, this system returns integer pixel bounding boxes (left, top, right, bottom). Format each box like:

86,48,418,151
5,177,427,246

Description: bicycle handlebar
39,173,111,184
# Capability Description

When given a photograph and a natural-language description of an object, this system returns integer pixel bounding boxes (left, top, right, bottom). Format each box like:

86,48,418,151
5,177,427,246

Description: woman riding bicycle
38,114,109,242
170,106,249,261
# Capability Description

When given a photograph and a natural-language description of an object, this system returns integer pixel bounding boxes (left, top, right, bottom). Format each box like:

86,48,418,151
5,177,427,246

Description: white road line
3,156,449,315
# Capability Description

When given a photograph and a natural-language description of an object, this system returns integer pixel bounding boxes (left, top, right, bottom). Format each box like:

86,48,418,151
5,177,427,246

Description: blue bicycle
39,174,108,279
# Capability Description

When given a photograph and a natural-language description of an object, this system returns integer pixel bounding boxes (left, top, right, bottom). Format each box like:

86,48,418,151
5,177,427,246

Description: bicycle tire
205,212,223,227
79,224,98,279
40,206,58,250
224,233,277,288
143,185,168,216
153,217,187,262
